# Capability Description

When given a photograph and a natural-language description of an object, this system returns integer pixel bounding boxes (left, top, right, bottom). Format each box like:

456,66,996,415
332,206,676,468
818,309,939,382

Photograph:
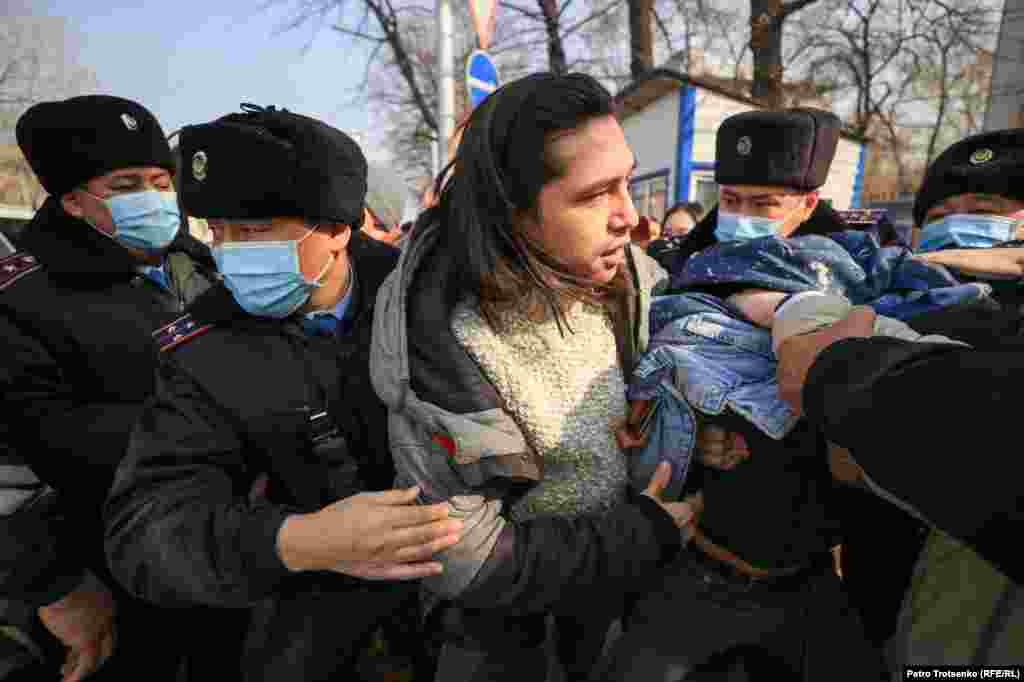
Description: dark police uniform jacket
0,196,219,678
104,233,412,682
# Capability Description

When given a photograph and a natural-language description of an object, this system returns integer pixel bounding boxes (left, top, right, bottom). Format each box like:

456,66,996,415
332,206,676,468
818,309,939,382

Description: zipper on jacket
626,246,642,372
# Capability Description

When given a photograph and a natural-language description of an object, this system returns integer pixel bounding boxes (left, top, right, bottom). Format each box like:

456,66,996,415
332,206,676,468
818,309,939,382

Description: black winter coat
0,197,219,679
103,233,413,682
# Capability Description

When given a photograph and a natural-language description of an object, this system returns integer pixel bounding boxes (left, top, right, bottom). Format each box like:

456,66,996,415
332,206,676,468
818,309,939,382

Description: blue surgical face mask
916,213,1017,254
714,210,786,243
212,226,334,319
85,190,180,253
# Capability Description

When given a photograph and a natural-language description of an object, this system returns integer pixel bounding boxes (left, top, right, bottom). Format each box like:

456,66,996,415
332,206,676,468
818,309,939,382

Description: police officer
909,128,1024,325
743,130,1024,668
669,108,851,270
773,298,1024,669
103,105,462,682
600,107,889,681
845,129,1024,670
0,95,220,681
679,108,928,652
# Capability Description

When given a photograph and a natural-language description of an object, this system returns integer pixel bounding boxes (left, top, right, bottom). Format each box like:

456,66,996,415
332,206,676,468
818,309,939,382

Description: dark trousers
834,485,928,648
598,551,890,682
433,604,618,682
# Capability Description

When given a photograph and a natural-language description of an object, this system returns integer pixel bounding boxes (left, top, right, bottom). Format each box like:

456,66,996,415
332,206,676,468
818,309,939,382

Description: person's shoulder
351,231,400,297
351,231,400,265
629,242,669,292
152,284,244,354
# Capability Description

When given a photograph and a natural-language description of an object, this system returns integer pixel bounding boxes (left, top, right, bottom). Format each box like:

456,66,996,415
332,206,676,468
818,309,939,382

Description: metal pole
437,0,456,170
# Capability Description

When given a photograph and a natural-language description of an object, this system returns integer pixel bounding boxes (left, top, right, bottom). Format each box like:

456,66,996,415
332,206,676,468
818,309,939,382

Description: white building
984,0,1024,132
615,71,869,220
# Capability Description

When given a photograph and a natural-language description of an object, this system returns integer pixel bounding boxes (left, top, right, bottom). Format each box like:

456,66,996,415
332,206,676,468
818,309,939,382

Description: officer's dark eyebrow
108,170,169,186
576,160,637,198
720,189,784,202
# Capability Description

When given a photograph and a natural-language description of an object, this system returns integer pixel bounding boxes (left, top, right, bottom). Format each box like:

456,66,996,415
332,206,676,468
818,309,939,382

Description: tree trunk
925,50,950,165
628,0,655,79
749,0,786,107
749,0,819,108
362,0,438,133
538,0,568,75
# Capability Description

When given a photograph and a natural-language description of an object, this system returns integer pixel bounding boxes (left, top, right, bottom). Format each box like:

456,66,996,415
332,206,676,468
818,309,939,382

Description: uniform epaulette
0,252,42,291
153,313,214,352
837,208,886,227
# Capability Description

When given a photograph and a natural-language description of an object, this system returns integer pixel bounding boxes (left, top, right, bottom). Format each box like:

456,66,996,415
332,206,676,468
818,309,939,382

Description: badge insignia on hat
121,113,139,131
192,151,208,181
969,148,994,165
737,136,752,157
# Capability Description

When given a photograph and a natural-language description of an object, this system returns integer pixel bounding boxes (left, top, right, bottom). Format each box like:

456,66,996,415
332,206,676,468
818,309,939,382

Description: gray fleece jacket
369,223,683,615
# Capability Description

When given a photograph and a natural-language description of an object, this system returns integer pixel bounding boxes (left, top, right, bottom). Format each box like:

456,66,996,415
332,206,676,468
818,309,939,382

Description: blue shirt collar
303,262,357,336
135,262,169,290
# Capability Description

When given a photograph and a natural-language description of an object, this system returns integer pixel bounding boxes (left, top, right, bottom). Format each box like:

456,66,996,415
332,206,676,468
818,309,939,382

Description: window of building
629,170,670,219
693,173,719,211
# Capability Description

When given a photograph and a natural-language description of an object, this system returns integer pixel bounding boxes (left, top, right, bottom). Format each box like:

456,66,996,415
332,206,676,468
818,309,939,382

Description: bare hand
640,462,694,529
615,400,655,450
727,289,789,328
694,421,750,471
277,486,463,575
680,490,703,544
775,306,876,415
37,572,116,682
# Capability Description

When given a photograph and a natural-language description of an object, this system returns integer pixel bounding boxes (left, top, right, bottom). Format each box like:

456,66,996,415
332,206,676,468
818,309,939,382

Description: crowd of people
0,71,1020,682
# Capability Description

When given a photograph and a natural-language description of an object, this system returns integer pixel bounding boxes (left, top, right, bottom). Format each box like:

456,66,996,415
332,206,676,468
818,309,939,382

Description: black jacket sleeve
452,490,681,615
0,315,145,494
103,356,293,609
0,314,142,601
802,336,1024,583
0,455,84,606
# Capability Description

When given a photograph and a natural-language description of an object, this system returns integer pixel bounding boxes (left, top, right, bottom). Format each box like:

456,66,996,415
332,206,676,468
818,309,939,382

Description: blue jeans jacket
628,231,993,500
672,230,991,319
628,294,791,500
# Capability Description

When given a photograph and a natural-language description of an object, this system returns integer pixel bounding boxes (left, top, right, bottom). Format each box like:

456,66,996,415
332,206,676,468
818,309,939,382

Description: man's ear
327,222,352,251
61,190,86,219
803,191,820,216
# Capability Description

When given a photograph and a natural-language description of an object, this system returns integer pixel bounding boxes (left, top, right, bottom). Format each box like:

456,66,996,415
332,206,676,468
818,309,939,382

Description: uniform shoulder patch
153,313,214,352
0,252,42,291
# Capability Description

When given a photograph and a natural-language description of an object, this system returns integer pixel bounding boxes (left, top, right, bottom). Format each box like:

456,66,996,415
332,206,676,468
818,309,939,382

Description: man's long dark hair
423,72,621,333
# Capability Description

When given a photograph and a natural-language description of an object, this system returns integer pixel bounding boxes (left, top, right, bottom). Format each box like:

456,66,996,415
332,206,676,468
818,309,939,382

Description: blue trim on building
851,143,868,209
675,85,697,203
691,161,715,172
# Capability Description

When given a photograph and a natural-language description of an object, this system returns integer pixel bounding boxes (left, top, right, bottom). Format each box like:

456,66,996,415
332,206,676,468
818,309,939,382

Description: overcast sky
7,0,387,158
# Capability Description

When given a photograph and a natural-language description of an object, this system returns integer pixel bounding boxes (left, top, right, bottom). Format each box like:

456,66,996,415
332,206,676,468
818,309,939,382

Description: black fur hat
178,104,367,228
715,108,842,191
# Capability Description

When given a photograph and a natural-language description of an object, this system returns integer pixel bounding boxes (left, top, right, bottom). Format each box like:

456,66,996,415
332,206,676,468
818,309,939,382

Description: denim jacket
629,231,992,500
627,294,790,500
672,230,991,319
